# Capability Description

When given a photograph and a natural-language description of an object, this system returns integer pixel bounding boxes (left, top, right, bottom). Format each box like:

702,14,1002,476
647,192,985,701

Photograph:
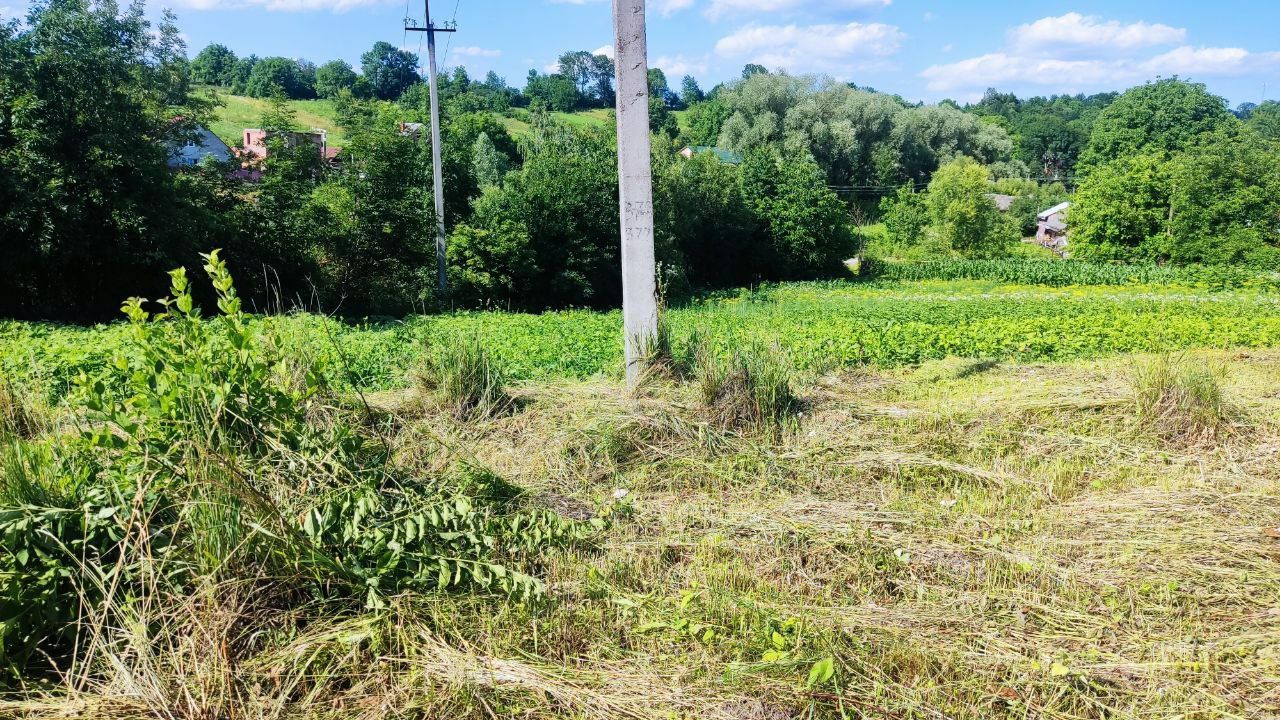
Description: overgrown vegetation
5,340,1277,717
414,334,513,419
691,336,799,431
0,256,601,682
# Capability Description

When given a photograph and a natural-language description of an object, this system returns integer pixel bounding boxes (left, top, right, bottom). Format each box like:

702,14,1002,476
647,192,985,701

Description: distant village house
1035,201,1071,253
166,126,234,168
241,128,330,161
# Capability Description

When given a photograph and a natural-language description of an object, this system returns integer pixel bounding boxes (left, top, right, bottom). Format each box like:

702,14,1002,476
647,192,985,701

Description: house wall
168,127,234,168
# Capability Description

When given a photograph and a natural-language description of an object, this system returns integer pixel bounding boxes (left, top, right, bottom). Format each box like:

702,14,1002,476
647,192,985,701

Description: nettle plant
1,252,602,675
82,251,604,605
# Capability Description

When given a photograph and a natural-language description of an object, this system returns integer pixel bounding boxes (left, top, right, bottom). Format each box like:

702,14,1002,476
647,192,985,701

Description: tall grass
691,336,799,431
414,334,513,419
0,381,47,439
1130,354,1232,442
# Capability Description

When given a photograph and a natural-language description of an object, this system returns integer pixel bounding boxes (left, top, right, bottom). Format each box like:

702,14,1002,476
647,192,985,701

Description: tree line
5,0,1280,322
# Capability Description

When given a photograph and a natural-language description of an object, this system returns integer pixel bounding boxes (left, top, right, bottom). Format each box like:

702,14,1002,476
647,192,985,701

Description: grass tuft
692,337,800,431
414,334,513,420
0,380,48,440
1130,353,1233,442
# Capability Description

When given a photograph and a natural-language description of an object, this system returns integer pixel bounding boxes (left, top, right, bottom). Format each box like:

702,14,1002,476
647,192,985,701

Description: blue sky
4,0,1278,105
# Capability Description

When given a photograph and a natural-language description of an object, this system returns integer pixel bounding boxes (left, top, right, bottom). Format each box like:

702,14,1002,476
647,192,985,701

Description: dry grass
5,350,1280,719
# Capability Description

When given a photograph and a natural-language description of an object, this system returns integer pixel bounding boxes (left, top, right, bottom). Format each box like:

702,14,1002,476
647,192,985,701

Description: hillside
206,92,346,147
207,94,620,147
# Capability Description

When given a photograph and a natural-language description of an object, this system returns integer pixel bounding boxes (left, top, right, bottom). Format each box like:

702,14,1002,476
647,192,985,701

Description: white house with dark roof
167,126,234,168
1035,201,1071,253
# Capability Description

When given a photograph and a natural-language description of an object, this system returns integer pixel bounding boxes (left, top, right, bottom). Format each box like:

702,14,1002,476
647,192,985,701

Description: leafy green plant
0,253,604,680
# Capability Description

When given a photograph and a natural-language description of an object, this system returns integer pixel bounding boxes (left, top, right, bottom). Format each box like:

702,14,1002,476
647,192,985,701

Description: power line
441,0,461,69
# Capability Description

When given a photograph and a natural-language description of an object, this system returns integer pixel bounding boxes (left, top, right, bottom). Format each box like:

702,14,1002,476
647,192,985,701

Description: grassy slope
206,93,347,147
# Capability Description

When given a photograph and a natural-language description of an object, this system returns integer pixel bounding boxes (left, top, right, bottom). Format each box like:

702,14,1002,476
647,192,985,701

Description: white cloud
655,0,695,16
170,0,396,11
1143,45,1279,76
656,54,710,79
920,12,1279,97
452,46,501,58
715,21,903,75
592,44,614,59
706,0,889,21
921,47,1280,94
1009,13,1185,57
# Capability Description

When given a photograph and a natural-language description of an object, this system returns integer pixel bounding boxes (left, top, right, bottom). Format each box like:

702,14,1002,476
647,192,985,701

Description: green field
8,277,1280,400
206,92,346,147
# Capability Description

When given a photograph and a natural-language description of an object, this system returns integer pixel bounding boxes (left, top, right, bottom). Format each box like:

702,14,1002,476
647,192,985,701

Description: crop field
7,277,1280,400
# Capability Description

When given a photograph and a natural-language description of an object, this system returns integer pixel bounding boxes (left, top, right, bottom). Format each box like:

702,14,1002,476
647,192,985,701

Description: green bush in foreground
0,253,601,681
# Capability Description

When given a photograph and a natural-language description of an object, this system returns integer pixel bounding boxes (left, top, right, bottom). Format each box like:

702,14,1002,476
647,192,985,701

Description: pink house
240,128,329,160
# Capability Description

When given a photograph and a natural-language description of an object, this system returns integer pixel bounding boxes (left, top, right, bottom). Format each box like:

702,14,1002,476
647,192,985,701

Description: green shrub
0,253,601,681
414,334,512,419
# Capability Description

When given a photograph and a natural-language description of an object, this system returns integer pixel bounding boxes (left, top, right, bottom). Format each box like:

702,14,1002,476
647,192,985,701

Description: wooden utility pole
612,0,658,387
406,1,455,296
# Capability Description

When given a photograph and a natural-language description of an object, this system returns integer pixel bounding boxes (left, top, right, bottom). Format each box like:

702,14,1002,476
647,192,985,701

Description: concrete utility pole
406,1,455,296
612,0,659,388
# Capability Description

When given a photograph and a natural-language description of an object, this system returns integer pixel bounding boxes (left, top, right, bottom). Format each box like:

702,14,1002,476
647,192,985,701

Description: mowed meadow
2,258,1279,718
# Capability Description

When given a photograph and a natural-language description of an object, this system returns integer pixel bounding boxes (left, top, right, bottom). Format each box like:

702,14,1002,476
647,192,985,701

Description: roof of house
683,146,743,164
1044,219,1067,233
987,193,1017,211
1037,201,1071,220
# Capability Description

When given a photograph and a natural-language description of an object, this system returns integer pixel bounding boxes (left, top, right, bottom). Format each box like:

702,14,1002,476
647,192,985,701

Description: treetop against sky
3,0,1278,105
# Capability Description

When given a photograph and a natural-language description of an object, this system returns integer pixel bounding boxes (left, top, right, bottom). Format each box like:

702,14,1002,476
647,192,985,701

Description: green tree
313,102,434,312
191,42,236,86
1064,154,1168,262
0,0,220,319
1078,78,1238,174
740,149,855,278
361,41,419,100
314,59,358,98
524,70,580,112
684,97,731,147
1247,101,1280,141
451,124,620,309
879,184,930,248
471,132,508,189
925,157,1016,258
653,150,755,288
679,75,704,107
245,56,312,99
